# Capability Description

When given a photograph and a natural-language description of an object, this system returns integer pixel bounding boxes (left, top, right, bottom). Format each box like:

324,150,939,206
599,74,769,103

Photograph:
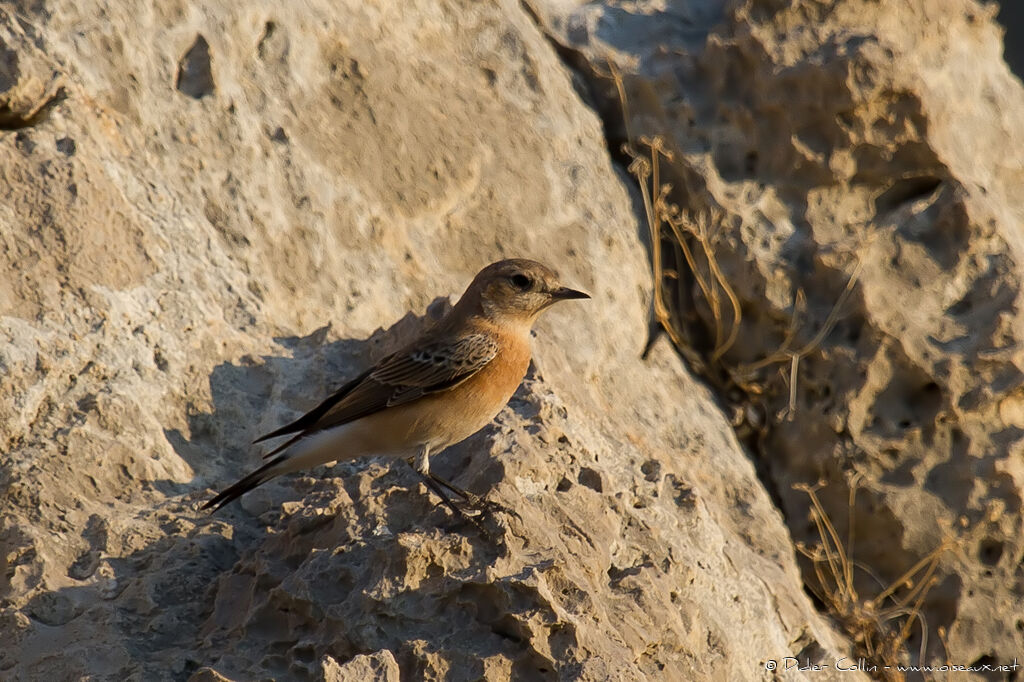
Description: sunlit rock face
0,1,848,680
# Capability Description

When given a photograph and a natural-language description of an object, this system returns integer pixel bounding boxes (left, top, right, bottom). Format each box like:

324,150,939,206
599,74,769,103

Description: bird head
459,258,590,325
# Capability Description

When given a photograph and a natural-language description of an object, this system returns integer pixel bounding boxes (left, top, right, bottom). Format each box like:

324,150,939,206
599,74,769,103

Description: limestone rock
0,0,851,679
536,0,1024,670
188,667,237,682
320,651,400,682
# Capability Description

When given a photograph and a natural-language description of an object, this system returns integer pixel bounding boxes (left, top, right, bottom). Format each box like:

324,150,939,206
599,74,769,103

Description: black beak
550,286,590,301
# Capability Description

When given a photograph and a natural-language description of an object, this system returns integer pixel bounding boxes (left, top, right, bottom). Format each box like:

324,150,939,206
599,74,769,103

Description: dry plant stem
744,260,863,375
886,608,929,665
613,62,746,373
846,475,859,590
850,559,888,593
799,482,853,598
897,600,930,665
663,205,715,322
937,626,952,666
612,54,854,378
663,213,716,343
673,241,690,350
794,258,864,359
696,217,743,362
739,290,806,375
787,354,799,417
662,205,744,362
645,141,688,343
691,215,725,351
785,290,807,350
626,140,692,352
607,58,636,147
659,209,708,313
629,155,684,350
611,56,742,364
873,542,950,608
746,260,863,417
795,481,954,677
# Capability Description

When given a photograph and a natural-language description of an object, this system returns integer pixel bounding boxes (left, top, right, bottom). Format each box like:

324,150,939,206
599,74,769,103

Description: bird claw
418,471,521,526
469,496,522,523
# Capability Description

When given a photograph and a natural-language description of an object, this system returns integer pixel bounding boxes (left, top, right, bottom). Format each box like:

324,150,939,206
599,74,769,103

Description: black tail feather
202,455,286,513
252,368,373,444
262,432,305,460
252,422,300,444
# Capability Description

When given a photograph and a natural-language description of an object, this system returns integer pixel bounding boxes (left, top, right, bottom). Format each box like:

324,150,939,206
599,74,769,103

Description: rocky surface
0,0,854,680
534,0,1024,672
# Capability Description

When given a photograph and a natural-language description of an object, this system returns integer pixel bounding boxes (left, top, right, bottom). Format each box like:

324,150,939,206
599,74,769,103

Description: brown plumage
203,259,588,512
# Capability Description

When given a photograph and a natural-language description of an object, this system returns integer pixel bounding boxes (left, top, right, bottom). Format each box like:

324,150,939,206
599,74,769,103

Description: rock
0,0,853,680
320,651,400,682
535,0,1024,671
0,10,64,131
188,667,237,682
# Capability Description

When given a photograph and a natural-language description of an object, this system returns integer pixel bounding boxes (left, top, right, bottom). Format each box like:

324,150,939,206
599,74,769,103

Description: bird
202,258,589,513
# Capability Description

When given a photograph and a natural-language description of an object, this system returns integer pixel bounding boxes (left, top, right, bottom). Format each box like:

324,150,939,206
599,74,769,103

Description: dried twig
794,480,958,678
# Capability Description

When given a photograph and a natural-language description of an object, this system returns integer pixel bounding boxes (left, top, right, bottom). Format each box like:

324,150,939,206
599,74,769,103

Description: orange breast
358,326,532,453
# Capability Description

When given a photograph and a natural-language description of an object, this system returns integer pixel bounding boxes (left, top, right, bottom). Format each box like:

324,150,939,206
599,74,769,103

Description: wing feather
252,366,374,444
254,333,498,448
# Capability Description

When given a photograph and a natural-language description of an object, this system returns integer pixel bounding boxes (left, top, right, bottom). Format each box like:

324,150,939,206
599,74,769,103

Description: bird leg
407,448,482,519
412,446,431,477
424,472,486,507
418,472,478,519
422,469,521,522
406,449,507,520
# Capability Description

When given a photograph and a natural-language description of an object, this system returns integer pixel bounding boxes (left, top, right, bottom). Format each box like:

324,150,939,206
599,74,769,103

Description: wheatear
203,259,589,512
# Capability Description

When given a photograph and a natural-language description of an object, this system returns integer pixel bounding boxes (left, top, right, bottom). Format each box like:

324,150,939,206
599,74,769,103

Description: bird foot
418,472,521,524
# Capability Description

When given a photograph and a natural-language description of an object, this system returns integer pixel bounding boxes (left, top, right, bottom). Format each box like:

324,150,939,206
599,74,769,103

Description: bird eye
510,273,533,290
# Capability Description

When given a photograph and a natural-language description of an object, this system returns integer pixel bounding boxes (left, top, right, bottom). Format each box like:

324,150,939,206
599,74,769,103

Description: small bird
203,258,589,513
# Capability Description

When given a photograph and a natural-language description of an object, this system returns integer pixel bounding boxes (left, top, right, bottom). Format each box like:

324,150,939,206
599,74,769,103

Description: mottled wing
255,333,498,453
372,333,499,404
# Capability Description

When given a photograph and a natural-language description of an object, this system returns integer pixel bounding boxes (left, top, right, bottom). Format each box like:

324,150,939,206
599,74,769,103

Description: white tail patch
269,420,420,477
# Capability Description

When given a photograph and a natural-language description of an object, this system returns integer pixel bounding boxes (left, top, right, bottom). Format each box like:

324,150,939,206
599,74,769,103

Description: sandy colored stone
0,0,855,680
535,0,1024,671
320,651,400,682
188,667,237,682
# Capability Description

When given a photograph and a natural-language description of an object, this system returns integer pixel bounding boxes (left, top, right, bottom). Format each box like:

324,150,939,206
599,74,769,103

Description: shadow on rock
19,302,545,680
162,323,369,496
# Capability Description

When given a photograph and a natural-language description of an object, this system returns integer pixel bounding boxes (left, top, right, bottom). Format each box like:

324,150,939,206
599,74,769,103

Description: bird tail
202,455,287,513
